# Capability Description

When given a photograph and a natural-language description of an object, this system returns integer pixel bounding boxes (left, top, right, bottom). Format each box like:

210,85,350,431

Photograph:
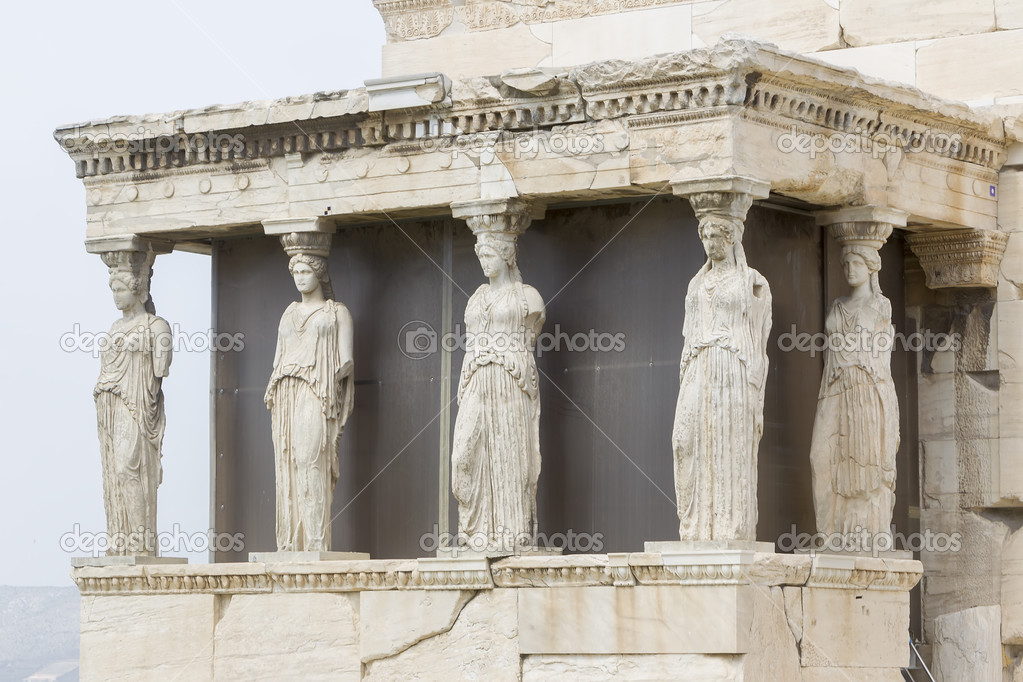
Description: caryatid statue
92,241,173,556
264,231,354,553
810,211,902,544
670,177,772,542
450,199,546,552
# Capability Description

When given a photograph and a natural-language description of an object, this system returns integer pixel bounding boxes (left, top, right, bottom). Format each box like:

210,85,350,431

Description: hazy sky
0,1,386,585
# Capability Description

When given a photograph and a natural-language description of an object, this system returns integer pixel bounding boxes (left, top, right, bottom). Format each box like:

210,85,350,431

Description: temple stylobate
57,13,1023,681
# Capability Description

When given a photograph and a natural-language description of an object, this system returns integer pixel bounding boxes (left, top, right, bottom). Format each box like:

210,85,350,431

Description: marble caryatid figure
95,250,172,556
265,232,354,552
810,223,899,542
451,203,545,551
672,212,772,542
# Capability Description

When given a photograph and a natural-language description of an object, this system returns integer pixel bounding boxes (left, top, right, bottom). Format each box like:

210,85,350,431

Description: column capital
451,198,545,236
814,206,908,229
86,235,173,278
85,235,174,256
670,175,770,224
906,228,1009,289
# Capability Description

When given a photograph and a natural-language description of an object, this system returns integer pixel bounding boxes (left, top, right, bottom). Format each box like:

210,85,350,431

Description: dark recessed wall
211,197,917,561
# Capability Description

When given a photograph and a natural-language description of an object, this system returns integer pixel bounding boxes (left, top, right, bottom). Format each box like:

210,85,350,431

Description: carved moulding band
906,228,1009,289
373,0,454,40
70,553,923,595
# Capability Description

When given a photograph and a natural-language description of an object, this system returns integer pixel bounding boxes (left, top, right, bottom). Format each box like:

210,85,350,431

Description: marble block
248,551,370,562
436,545,563,559
72,556,187,568
80,594,215,682
644,540,775,554
213,592,360,681
518,584,752,655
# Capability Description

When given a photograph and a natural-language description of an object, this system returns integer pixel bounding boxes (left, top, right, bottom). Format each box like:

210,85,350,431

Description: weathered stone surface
840,0,995,47
745,552,812,585
382,24,552,79
360,590,475,662
741,585,801,680
811,41,917,87
932,605,1002,681
693,0,840,53
518,585,751,654
521,653,742,680
362,589,519,681
552,6,693,67
917,29,1023,102
213,593,359,681
919,509,1007,637
997,0,1023,29
922,439,958,505
80,595,214,682
800,587,909,668
1003,528,1023,644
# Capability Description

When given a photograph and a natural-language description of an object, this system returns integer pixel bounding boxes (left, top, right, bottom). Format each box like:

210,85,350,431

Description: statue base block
71,552,925,680
797,548,915,560
436,545,564,559
644,540,775,554
71,556,188,568
248,551,371,563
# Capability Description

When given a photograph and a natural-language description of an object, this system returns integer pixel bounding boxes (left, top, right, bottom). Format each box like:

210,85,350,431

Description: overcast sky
0,1,386,586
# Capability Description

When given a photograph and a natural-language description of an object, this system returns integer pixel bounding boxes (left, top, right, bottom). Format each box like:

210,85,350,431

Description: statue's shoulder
746,266,769,287
330,300,353,326
147,313,172,336
520,283,545,308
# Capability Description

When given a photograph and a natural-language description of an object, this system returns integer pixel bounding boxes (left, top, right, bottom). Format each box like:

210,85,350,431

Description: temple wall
211,199,916,561
377,0,1023,107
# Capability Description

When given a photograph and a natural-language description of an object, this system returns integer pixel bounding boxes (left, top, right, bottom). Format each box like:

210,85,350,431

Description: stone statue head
841,245,882,294
288,253,334,301
108,269,154,315
475,232,522,283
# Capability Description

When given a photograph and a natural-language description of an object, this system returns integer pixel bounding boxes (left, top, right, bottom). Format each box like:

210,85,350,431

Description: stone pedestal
72,552,922,681
248,551,370,563
436,546,563,559
71,556,187,568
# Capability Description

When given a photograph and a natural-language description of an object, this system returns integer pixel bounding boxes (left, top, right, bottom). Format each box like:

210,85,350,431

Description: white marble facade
57,3,1023,674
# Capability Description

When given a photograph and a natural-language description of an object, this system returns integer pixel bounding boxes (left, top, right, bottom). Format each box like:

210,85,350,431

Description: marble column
668,176,772,543
448,198,547,554
85,235,174,558
811,206,907,550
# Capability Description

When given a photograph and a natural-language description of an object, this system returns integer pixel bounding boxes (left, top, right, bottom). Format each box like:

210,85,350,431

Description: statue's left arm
523,286,546,341
335,304,356,426
151,316,173,378
750,269,773,394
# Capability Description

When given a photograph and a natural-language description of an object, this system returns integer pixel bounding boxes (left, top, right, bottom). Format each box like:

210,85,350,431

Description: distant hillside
0,587,79,682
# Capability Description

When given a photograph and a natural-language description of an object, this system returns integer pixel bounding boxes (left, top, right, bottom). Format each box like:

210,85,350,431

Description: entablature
55,38,1012,244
